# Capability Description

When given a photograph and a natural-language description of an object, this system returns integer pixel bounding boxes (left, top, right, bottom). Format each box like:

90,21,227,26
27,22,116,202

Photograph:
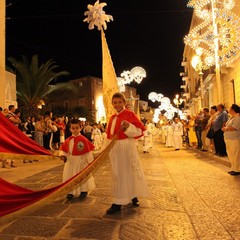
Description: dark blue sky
6,0,192,103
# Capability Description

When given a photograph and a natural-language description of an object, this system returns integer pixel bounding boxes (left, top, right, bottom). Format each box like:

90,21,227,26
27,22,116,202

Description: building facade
181,1,240,114
46,76,139,123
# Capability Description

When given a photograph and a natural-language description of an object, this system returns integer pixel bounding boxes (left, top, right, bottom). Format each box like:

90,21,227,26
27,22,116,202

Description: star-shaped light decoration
83,0,113,30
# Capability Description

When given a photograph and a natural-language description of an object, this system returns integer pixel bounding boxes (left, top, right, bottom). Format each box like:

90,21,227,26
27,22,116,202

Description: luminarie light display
184,0,240,66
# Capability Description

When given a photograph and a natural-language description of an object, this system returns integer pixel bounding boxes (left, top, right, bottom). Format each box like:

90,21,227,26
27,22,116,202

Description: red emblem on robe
60,135,94,155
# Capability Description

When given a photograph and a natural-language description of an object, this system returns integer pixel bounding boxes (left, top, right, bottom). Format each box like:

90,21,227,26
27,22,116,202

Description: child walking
105,92,149,214
59,119,95,200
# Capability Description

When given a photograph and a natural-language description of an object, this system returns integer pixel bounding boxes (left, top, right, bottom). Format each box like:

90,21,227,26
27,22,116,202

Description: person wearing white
165,121,174,147
91,124,102,150
145,119,155,148
172,117,183,150
222,104,240,175
143,128,151,153
105,92,149,214
59,119,95,199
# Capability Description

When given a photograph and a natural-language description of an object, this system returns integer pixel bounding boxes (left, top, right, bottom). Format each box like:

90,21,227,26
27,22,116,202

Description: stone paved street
0,139,240,240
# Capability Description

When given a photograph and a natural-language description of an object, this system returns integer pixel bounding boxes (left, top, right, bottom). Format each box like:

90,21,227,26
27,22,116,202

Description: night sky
6,0,193,104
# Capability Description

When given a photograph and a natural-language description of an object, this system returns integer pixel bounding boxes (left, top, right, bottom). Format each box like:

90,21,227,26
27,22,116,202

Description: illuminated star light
83,0,113,30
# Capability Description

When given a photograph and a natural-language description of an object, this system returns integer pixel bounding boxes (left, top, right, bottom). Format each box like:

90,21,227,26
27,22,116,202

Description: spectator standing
83,122,93,142
5,105,21,127
24,116,35,139
43,112,54,150
206,106,218,152
58,116,66,147
187,115,197,148
200,108,211,151
213,104,228,156
194,111,203,149
34,115,46,146
222,104,240,175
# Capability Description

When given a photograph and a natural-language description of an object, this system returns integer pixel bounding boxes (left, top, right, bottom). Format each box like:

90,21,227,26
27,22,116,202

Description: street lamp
173,94,183,108
191,47,209,109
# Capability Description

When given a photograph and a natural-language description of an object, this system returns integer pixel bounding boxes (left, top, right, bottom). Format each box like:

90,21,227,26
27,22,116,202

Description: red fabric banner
0,112,50,155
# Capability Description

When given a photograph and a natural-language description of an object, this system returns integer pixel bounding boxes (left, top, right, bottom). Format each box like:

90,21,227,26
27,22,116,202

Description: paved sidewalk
0,140,239,240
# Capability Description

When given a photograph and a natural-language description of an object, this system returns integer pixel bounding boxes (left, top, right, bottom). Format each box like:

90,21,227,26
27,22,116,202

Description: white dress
60,138,95,195
165,125,174,147
108,122,149,205
91,128,102,150
172,122,183,149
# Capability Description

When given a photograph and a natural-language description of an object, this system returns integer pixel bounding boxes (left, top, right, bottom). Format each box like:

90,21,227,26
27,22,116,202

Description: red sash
60,135,94,155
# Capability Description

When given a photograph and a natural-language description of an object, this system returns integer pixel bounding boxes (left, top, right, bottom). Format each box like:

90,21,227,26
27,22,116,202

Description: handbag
206,127,214,139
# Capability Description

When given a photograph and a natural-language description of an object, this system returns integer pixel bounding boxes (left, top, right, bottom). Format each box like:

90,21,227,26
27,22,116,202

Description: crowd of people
0,105,107,168
158,103,240,176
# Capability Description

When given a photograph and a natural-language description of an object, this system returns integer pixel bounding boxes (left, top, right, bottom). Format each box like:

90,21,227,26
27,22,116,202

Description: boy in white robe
105,92,149,214
59,119,95,200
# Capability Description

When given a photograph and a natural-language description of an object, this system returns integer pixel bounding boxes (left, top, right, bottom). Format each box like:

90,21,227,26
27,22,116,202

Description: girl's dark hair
112,92,126,103
211,105,217,111
231,104,240,113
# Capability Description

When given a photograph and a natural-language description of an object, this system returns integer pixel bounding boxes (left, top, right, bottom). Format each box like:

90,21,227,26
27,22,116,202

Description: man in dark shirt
213,104,228,156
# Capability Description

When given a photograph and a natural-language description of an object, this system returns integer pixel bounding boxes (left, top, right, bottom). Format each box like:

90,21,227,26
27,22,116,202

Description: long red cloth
0,112,50,155
0,139,115,220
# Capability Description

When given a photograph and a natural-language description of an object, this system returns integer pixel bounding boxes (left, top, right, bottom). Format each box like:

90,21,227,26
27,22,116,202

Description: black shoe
230,172,240,176
79,192,88,199
106,204,121,215
132,197,140,207
66,194,74,200
200,149,207,152
175,149,180,151
228,171,234,174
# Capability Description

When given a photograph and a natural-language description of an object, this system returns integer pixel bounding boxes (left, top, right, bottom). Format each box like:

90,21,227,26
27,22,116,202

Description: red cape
0,112,50,155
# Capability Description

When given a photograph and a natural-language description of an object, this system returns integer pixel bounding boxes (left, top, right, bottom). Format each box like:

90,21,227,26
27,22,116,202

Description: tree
7,55,71,117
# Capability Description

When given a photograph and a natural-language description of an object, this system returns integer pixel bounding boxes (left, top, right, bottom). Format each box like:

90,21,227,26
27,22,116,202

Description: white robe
165,125,174,147
108,121,149,205
60,138,95,195
172,122,183,149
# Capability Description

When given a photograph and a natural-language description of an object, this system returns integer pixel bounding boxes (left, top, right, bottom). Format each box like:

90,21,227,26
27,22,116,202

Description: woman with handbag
206,106,218,152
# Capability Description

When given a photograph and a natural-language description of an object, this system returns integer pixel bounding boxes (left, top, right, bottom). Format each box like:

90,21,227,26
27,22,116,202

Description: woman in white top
222,104,240,175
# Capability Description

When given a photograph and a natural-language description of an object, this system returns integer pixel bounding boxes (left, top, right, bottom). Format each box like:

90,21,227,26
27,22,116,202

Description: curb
186,146,230,167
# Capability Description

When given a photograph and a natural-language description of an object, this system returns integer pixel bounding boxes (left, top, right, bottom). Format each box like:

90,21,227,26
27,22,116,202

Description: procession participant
91,123,102,150
59,119,95,200
165,120,174,147
172,117,183,150
105,92,149,214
